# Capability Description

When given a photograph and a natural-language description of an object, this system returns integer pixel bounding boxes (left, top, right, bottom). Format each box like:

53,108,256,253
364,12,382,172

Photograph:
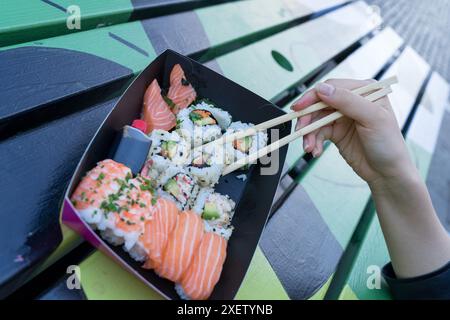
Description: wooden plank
211,1,381,101
283,27,404,170
0,98,117,297
0,0,348,128
338,51,441,301
259,28,403,299
0,0,235,47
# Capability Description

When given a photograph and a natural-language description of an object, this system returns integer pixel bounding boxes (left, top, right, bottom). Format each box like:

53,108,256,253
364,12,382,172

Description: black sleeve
382,261,450,300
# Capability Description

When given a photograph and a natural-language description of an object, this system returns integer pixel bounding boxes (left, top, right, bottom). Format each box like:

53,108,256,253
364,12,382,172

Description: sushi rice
158,166,200,210
147,129,190,166
193,187,235,240
225,121,268,165
176,101,232,147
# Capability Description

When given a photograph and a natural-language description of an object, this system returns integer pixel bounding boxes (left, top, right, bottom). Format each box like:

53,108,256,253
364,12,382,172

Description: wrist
369,165,424,199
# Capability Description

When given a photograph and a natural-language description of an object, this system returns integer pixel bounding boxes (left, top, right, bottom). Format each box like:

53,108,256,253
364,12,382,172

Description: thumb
315,82,379,126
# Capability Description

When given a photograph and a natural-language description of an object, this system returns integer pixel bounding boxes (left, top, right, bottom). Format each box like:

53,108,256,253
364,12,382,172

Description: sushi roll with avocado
185,143,234,187
141,130,190,183
193,188,235,240
176,101,232,147
225,121,268,167
148,130,190,166
158,167,200,210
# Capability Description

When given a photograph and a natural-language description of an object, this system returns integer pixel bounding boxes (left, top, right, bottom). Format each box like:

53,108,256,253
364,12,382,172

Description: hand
292,79,417,188
293,79,450,279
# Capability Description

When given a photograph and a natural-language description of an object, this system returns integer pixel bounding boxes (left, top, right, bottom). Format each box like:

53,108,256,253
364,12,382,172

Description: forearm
369,169,450,279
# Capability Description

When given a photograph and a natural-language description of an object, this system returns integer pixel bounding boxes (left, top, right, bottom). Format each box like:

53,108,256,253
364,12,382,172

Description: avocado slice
189,109,217,126
160,141,177,159
202,202,220,220
198,117,216,126
234,136,253,153
164,178,180,197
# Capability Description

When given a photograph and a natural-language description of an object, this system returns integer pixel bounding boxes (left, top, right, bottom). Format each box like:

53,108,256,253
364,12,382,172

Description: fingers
315,81,380,126
302,110,333,155
291,78,379,156
291,89,319,111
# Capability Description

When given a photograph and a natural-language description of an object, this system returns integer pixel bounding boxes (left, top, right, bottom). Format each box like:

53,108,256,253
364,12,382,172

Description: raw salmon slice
177,232,227,300
141,198,179,269
156,210,203,282
142,79,176,133
167,64,197,113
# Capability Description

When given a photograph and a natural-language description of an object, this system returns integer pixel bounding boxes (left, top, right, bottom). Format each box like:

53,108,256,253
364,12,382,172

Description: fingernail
304,142,309,151
312,148,319,158
316,83,335,97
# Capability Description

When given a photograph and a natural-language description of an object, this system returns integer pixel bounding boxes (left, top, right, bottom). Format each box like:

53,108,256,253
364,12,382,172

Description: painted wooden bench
1,0,448,300
0,0,351,296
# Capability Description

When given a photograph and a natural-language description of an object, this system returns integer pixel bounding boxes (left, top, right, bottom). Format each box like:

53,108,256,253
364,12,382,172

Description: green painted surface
406,139,432,179
216,2,381,100
30,225,82,279
339,217,392,300
308,275,333,300
80,247,289,300
234,247,290,300
80,251,164,300
2,21,156,74
339,284,359,300
0,0,133,46
300,144,371,248
197,0,345,48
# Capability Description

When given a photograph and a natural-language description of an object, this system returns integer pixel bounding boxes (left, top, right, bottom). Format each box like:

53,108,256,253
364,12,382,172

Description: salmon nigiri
176,232,227,300
142,79,176,133
141,198,179,269
167,64,197,114
156,210,203,282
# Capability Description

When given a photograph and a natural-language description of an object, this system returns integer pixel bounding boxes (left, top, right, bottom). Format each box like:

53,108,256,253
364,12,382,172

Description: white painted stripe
407,72,450,154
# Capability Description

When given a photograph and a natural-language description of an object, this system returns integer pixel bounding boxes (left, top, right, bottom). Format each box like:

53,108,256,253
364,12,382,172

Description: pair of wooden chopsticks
197,76,397,176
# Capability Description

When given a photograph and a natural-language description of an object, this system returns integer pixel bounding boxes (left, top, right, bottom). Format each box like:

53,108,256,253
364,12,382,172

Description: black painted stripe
40,0,66,13
260,184,343,299
108,32,149,57
0,46,133,138
401,70,433,135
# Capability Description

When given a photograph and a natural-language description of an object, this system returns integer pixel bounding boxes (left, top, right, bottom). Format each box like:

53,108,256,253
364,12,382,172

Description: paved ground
367,0,450,83
367,0,450,230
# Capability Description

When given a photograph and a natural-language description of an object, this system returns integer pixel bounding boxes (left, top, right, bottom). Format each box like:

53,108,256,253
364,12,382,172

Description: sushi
96,175,156,257
147,129,190,167
225,121,268,165
156,210,204,282
176,101,232,147
69,63,269,299
167,64,197,114
193,188,235,240
158,167,200,210
185,143,233,187
139,197,179,268
175,232,227,300
142,79,177,133
70,159,132,229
